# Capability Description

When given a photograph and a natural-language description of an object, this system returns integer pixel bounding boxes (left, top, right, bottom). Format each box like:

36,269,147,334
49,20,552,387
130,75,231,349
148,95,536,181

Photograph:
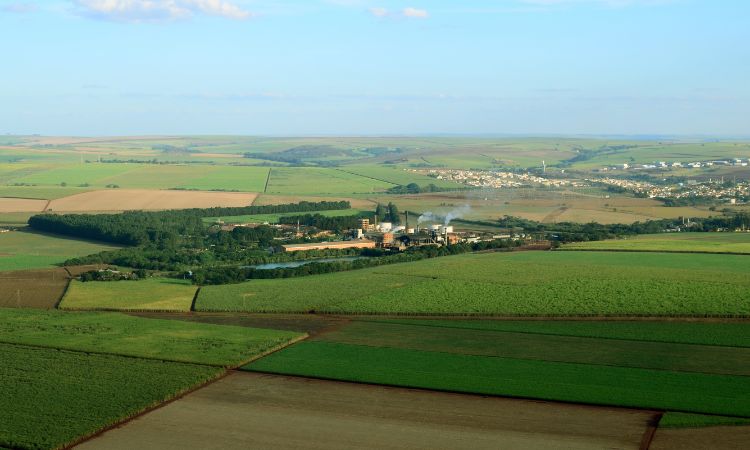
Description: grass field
203,208,362,224
246,319,750,418
197,251,750,316
0,342,222,450
177,166,269,192
266,167,394,195
61,278,198,312
0,230,118,271
0,308,304,367
0,185,92,200
563,232,750,254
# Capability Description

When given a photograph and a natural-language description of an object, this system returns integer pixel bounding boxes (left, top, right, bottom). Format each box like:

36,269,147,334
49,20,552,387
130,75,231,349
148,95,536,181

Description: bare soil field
47,189,258,212
76,372,654,450
0,198,47,213
0,268,69,308
651,425,750,450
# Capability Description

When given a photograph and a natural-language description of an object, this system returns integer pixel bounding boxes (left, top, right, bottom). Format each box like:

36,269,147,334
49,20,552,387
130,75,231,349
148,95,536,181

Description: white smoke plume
418,204,471,225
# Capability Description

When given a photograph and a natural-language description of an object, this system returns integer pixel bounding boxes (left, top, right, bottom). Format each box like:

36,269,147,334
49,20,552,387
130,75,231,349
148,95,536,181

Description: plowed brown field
47,189,258,212
0,198,47,213
76,372,654,450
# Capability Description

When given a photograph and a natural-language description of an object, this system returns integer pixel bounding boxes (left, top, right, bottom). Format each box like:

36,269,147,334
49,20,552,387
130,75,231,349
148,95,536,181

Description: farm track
541,206,569,223
640,414,663,450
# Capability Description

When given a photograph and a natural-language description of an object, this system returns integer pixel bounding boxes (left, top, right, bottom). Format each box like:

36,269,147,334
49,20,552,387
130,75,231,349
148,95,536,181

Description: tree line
28,201,350,246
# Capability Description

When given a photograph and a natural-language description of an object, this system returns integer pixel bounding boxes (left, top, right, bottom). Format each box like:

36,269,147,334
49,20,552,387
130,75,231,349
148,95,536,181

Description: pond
244,256,369,270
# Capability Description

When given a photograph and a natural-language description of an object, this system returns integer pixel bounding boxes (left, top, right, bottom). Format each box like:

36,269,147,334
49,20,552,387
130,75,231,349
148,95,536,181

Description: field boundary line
53,278,73,310
232,333,310,369
334,168,398,186
62,368,230,450
263,168,272,193
190,287,201,312
640,412,663,450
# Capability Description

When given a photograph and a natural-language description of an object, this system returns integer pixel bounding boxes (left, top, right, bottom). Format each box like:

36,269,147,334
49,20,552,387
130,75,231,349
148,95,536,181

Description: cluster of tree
278,213,373,232
497,212,750,243
386,183,458,194
79,268,147,282
191,237,523,285
28,201,351,246
375,202,400,224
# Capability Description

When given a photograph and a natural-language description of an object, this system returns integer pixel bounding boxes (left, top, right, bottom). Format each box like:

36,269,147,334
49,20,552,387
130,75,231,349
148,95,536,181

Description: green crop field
563,232,750,254
340,165,461,188
0,230,118,271
197,251,750,316
0,308,303,367
61,278,198,312
0,342,221,450
16,163,139,186
660,412,750,429
177,165,269,192
203,208,361,224
0,185,92,199
374,319,750,347
266,167,394,195
246,319,750,419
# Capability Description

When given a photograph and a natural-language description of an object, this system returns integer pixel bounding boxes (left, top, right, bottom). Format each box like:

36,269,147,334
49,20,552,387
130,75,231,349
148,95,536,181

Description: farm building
282,240,376,252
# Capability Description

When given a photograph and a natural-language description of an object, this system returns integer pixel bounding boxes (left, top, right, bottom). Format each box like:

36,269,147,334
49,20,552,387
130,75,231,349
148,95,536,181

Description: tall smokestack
405,211,409,231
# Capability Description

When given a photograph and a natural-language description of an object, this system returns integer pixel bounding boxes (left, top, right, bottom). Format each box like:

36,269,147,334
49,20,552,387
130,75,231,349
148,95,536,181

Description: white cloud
368,6,429,19
368,7,388,17
72,0,253,22
401,7,428,18
1,2,37,13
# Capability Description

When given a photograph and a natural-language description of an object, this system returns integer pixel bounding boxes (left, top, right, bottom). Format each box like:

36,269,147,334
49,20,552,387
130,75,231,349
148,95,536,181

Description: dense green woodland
28,201,349,246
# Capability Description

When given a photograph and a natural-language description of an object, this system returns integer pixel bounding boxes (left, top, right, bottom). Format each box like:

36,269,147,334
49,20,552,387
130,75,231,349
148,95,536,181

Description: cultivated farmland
0,268,69,308
47,189,258,212
0,342,222,450
76,372,654,450
61,278,198,312
246,319,750,418
0,308,304,367
563,232,750,254
0,230,118,271
197,251,750,316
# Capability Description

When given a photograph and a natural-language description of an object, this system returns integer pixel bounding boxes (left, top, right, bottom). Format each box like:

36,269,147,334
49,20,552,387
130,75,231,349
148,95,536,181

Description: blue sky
1,0,748,136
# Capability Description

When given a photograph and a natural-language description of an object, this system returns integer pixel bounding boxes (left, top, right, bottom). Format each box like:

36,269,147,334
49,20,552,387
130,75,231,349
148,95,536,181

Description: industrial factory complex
280,213,514,252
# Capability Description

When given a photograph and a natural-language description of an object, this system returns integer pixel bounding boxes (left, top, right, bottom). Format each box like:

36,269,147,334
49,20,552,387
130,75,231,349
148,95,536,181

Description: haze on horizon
1,0,748,137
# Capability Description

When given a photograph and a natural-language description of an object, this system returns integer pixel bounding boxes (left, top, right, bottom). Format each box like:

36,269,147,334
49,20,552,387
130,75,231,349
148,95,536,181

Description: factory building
282,240,376,252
